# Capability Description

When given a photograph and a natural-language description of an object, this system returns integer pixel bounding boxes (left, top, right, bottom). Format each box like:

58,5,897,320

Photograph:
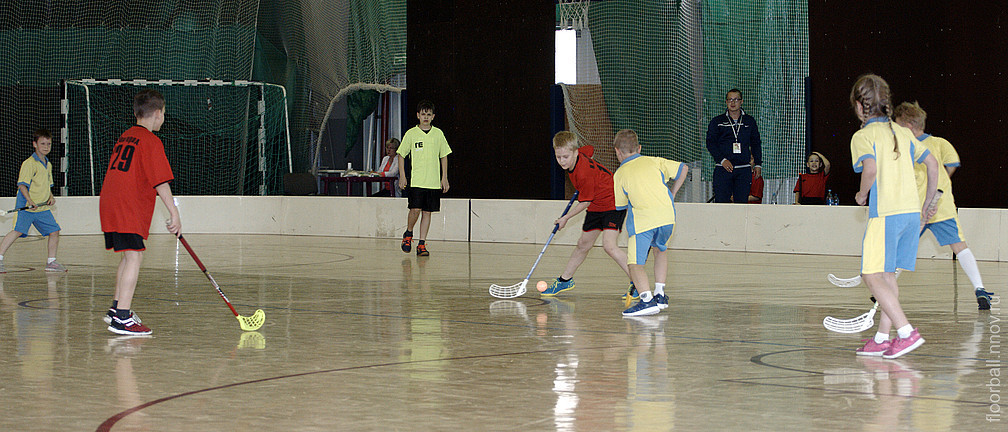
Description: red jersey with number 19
99,126,174,238
568,145,616,212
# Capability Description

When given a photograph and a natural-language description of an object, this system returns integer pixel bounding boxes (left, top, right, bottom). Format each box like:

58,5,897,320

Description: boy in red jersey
794,151,831,204
543,131,632,296
99,89,181,335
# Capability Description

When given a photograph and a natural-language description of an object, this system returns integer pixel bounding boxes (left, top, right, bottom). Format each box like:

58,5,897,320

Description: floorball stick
827,269,902,288
0,204,39,216
920,189,944,230
823,302,878,333
489,192,579,299
177,235,265,331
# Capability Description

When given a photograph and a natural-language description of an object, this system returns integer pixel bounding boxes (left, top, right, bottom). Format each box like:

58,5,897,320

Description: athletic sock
559,276,571,282
956,248,985,290
111,300,119,309
639,291,653,302
115,308,132,320
897,324,913,339
403,230,413,237
47,257,56,264
654,283,665,296
874,332,889,343
418,240,425,245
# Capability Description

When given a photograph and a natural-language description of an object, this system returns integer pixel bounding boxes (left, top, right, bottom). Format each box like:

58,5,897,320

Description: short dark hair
33,128,52,142
417,100,435,114
726,89,742,99
134,89,166,119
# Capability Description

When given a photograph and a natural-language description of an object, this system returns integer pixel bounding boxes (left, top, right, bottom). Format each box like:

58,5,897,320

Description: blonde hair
850,74,900,159
893,101,926,130
552,131,578,150
613,129,639,153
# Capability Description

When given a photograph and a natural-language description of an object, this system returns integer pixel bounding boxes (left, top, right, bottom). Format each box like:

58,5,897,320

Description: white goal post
61,79,291,196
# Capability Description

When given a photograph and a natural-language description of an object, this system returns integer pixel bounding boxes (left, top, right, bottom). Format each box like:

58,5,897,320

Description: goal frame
61,79,292,196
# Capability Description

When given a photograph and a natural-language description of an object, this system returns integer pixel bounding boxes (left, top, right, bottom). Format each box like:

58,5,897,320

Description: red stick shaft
178,236,240,318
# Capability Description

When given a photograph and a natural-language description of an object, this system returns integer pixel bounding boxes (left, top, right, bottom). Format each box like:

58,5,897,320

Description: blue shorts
921,217,966,246
12,209,60,237
627,224,675,265
861,213,919,274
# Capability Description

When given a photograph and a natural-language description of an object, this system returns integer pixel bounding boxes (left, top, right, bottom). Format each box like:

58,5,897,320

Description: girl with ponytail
847,74,941,359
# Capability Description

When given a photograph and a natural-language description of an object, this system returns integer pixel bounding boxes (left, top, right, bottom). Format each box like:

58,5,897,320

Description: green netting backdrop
0,0,406,196
65,81,290,195
559,0,808,198
253,0,406,173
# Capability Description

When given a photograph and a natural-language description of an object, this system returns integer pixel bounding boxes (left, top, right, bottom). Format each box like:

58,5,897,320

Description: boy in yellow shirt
893,101,994,310
612,130,688,316
0,129,66,273
397,101,451,257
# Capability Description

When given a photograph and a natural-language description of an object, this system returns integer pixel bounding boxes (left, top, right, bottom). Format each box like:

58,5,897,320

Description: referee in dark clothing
706,89,763,203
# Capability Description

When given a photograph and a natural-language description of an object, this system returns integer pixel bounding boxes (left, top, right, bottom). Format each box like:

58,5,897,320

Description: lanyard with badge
726,109,743,154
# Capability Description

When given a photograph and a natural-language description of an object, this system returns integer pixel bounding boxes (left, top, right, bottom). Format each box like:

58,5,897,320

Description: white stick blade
489,280,527,299
827,273,862,288
823,307,877,333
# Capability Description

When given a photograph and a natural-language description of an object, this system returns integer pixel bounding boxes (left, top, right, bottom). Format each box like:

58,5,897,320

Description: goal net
64,79,291,196
556,0,808,203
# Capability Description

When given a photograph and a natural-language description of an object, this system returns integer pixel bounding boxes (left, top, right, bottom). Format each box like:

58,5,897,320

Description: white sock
0,255,4,261
47,257,56,264
955,248,985,290
897,324,913,339
654,283,665,296
874,332,889,343
639,291,653,302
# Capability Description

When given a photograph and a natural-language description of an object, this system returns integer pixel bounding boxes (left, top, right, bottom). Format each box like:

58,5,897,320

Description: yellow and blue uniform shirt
914,134,958,223
397,126,452,190
16,153,53,211
850,118,930,218
613,154,685,236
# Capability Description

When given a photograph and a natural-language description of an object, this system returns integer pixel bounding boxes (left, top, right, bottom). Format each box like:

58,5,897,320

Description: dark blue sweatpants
712,165,752,204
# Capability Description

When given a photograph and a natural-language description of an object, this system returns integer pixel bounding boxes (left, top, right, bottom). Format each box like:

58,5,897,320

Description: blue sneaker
541,278,574,296
622,297,660,316
977,288,995,310
654,293,668,309
621,282,639,301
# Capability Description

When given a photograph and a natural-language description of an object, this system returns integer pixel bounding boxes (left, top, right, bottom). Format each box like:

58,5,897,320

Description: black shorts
582,209,626,232
104,232,146,252
406,187,442,212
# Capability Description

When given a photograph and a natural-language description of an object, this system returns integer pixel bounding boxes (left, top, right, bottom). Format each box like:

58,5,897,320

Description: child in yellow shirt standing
0,129,66,273
612,130,688,316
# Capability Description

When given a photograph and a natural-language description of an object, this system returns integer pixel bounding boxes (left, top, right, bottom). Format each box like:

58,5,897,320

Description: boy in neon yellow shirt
397,101,451,256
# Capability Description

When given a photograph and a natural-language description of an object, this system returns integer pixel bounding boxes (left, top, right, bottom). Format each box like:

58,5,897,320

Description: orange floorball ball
536,280,548,292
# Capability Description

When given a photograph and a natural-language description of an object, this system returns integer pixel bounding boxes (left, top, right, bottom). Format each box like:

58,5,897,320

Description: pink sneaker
883,329,924,359
856,338,891,356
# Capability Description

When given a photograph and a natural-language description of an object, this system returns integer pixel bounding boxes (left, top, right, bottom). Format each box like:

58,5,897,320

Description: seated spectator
374,138,401,197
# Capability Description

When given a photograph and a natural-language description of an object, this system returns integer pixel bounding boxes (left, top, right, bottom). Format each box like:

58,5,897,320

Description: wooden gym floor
0,234,1002,431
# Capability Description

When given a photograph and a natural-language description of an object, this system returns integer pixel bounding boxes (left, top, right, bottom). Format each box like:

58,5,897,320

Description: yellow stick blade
237,309,266,331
